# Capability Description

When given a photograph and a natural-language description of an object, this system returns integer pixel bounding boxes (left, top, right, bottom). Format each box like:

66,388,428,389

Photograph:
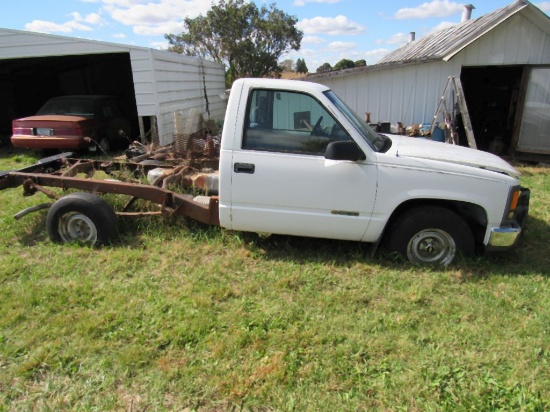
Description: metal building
0,28,226,146
307,0,550,158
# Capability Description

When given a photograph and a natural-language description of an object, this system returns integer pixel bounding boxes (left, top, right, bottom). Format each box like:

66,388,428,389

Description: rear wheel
46,192,118,246
384,206,474,266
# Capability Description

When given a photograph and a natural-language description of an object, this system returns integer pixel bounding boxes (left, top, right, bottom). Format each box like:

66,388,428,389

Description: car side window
243,89,350,155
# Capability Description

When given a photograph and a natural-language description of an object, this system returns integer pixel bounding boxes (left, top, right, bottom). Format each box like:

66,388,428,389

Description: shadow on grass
225,215,550,277
13,209,549,277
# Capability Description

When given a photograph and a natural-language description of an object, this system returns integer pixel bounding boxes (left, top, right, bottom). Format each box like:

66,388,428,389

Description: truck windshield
324,90,388,152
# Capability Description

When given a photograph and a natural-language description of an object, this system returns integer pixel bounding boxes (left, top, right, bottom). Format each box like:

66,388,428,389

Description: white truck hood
385,135,520,177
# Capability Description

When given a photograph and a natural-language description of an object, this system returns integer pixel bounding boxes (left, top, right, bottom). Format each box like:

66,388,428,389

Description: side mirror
325,141,365,161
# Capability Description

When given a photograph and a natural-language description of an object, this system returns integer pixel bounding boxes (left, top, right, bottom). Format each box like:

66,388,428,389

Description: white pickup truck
217,78,529,265
0,78,530,266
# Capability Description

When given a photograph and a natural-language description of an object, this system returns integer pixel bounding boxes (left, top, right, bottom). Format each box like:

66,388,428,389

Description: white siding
144,50,225,145
317,61,462,127
458,13,550,66
129,48,226,145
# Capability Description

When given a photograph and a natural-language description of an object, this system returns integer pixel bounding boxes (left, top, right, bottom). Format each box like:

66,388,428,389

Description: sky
1,0,550,72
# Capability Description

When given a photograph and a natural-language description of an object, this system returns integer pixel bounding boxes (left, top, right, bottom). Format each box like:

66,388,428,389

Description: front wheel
384,206,474,266
46,192,118,246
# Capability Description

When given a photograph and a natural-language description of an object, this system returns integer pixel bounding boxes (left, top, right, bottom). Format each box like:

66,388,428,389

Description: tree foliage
295,58,308,73
316,58,367,74
280,59,294,72
165,0,303,86
334,58,355,71
316,62,333,73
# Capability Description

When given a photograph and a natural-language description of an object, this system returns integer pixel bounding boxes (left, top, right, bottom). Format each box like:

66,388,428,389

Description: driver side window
243,89,350,155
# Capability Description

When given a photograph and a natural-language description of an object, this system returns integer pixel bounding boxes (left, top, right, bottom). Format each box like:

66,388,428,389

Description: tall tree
280,59,294,72
165,0,303,86
295,58,308,73
354,59,367,67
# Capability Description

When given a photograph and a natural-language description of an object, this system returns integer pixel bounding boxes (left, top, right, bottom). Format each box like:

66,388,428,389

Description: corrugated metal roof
378,1,529,64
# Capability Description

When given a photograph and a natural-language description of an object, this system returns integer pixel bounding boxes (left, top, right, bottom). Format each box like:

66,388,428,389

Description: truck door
228,88,377,241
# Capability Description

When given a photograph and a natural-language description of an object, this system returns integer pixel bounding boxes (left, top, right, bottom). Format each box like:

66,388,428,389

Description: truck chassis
0,152,220,244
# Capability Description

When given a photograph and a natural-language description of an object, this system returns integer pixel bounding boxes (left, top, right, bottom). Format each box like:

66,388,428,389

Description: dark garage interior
460,65,525,155
0,52,139,144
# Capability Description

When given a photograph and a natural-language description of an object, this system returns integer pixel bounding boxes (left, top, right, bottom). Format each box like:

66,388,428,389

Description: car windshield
37,98,95,116
323,90,389,152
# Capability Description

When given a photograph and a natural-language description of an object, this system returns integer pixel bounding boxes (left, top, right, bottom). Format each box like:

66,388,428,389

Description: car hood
384,135,519,177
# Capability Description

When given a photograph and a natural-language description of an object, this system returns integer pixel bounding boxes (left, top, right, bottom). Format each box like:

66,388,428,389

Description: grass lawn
0,147,548,411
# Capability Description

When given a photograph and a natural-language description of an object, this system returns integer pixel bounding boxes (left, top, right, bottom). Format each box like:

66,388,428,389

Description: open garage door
0,53,138,144
516,67,550,155
460,66,524,155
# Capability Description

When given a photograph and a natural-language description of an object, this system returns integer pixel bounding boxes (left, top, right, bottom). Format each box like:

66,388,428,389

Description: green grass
0,148,549,411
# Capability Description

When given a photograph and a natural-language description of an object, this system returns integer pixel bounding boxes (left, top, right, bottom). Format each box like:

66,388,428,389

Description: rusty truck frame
1,152,220,244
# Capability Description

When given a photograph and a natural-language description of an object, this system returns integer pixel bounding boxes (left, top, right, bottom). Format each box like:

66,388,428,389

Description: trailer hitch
22,179,60,199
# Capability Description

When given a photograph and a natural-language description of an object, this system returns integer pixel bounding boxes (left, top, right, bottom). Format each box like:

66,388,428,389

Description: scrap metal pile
118,112,221,195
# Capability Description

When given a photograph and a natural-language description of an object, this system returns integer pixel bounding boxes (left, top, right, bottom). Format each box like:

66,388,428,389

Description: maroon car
11,95,131,152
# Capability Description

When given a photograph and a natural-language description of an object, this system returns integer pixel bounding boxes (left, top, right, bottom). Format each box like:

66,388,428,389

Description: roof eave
306,57,442,81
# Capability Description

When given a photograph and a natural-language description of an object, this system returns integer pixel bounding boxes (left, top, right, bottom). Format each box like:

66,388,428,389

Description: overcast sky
1,0,549,71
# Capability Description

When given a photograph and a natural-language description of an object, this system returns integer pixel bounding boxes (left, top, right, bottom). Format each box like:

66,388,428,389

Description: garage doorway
460,66,524,154
0,53,139,144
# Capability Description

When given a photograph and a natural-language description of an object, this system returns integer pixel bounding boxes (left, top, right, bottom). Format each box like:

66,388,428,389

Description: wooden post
452,77,477,149
138,116,146,144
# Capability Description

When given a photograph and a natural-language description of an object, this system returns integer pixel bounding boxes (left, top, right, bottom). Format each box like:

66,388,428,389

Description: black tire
97,136,111,153
46,192,118,246
384,206,474,266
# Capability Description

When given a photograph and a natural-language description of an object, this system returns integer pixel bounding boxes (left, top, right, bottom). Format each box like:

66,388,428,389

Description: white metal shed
308,0,550,158
0,28,226,146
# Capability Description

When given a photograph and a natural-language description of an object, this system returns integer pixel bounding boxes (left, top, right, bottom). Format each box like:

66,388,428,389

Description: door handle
234,163,255,174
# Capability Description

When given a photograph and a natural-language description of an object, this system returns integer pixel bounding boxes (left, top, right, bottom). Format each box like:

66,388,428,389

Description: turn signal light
507,189,521,219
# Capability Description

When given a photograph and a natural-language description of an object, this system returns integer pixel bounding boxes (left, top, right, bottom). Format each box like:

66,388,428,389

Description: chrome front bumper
488,226,522,248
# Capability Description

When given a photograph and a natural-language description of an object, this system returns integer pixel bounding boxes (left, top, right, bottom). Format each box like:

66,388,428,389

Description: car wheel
46,192,118,246
384,206,474,266
97,137,111,153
